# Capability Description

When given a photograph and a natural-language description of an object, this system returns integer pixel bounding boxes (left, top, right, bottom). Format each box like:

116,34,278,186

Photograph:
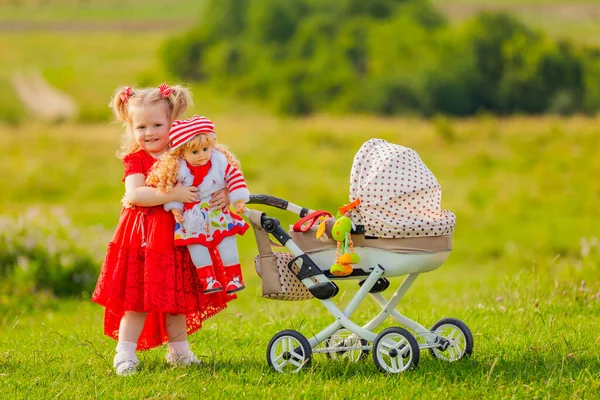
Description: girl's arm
125,174,198,207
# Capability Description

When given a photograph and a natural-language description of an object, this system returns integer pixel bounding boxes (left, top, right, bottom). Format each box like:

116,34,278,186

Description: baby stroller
245,139,473,374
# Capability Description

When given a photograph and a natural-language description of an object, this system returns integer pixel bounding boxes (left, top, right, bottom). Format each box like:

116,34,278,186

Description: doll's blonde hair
109,84,193,158
146,133,241,192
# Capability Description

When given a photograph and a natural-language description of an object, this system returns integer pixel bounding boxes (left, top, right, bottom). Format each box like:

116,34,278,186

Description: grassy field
1,0,600,398
1,0,599,123
0,0,205,22
1,115,600,398
434,0,600,46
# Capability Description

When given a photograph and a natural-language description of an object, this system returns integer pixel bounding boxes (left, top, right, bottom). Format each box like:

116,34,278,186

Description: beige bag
251,210,313,301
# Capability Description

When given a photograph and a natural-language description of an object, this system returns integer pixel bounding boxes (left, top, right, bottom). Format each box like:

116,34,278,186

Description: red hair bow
158,83,173,98
119,86,133,102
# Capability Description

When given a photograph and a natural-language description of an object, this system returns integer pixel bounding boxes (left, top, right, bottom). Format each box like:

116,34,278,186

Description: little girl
146,115,249,295
92,84,234,376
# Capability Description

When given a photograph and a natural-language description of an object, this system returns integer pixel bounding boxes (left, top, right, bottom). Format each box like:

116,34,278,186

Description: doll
147,115,249,294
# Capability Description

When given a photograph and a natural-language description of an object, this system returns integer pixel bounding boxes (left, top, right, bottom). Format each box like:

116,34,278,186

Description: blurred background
1,0,599,322
1,2,600,397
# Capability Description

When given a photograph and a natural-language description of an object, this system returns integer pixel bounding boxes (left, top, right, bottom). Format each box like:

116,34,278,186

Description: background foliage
0,0,599,397
163,0,600,116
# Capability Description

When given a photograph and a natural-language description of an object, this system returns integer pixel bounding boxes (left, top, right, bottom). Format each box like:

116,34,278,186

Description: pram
244,139,473,374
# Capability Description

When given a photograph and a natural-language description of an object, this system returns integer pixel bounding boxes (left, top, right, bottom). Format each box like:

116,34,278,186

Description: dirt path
11,71,78,121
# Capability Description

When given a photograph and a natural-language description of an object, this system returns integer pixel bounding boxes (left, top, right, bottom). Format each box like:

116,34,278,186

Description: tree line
162,0,600,116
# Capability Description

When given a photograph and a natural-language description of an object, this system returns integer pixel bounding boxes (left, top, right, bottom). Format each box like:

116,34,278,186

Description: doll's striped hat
169,115,215,150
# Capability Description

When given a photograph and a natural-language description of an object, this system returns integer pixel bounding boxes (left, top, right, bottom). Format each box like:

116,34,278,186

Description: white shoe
114,352,139,376
165,349,203,367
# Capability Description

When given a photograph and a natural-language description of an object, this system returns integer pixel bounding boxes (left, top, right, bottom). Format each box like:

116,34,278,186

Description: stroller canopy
349,139,456,239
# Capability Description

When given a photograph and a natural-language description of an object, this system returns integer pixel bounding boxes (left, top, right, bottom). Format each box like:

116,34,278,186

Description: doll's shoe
200,276,223,293
114,352,139,376
165,349,203,367
225,276,245,294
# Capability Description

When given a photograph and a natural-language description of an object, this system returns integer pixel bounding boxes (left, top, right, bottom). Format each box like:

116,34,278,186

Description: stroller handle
248,194,288,209
248,194,312,217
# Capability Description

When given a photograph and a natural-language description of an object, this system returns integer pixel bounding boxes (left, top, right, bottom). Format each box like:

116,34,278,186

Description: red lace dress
92,150,235,351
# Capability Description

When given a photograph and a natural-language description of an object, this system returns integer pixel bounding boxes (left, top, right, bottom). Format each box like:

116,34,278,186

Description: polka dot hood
349,138,456,239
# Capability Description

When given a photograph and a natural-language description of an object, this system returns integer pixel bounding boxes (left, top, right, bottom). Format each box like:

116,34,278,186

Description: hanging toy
316,199,361,277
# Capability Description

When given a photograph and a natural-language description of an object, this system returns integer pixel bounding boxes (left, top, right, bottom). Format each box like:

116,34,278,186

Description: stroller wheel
267,330,312,373
325,329,369,362
372,327,419,374
428,318,474,362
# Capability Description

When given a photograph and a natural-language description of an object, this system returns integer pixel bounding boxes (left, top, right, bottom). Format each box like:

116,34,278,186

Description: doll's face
182,145,211,167
130,102,171,157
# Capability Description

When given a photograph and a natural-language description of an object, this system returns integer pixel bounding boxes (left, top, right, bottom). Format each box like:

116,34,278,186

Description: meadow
1,0,600,398
2,115,599,398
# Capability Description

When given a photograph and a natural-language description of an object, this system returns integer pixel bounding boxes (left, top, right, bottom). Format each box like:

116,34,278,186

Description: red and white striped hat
169,115,215,150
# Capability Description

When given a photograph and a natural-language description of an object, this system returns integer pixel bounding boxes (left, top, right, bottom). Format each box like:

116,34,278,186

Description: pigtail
110,86,140,158
215,144,241,170
109,86,132,122
146,151,181,192
164,85,193,121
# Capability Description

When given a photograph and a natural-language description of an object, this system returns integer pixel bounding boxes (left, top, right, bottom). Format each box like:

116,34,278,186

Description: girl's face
130,102,171,157
183,145,211,167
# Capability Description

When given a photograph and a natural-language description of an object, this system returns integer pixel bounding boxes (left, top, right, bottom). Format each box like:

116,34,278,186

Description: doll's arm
234,200,246,214
171,208,185,224
125,174,197,207
224,165,250,206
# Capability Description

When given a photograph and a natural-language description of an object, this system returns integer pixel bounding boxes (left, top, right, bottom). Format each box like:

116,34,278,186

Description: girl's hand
210,188,230,210
234,200,246,214
172,183,198,203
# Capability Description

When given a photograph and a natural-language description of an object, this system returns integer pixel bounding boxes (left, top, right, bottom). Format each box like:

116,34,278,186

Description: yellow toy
316,199,361,276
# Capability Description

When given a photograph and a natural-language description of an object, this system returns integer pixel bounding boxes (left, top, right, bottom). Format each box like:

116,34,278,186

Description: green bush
498,35,584,114
162,0,598,117
0,208,107,297
582,49,600,114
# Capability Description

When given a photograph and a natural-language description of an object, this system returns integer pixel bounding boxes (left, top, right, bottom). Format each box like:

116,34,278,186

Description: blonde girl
92,85,234,376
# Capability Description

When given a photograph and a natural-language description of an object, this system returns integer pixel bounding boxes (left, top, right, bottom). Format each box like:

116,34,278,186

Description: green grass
1,251,599,398
433,0,600,46
0,31,172,122
0,0,205,22
1,115,600,397
0,31,262,123
2,115,599,261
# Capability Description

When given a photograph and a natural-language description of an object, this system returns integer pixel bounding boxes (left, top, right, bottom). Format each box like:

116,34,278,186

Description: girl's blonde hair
109,84,193,158
146,133,241,192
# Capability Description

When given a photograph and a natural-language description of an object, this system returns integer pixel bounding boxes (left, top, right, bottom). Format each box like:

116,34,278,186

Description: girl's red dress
92,149,235,350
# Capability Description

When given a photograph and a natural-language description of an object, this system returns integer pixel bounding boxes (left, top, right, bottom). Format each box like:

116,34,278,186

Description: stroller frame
247,195,473,374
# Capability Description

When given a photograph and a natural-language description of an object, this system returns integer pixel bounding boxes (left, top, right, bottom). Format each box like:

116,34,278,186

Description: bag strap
249,210,274,256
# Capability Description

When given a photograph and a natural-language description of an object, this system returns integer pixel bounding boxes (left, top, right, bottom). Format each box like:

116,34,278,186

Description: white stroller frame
245,194,474,374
